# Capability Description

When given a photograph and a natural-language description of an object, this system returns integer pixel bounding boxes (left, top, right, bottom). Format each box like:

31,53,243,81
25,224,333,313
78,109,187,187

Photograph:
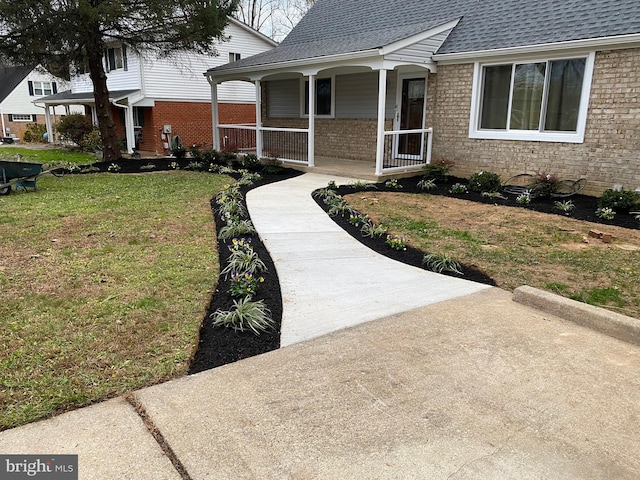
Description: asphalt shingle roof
212,0,640,73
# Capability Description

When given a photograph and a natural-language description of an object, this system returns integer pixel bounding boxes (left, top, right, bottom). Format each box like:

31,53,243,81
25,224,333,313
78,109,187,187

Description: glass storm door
396,77,426,159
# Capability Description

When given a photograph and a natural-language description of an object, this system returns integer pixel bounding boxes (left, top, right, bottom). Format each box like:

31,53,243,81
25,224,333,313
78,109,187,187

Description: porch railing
380,128,433,174
217,124,309,164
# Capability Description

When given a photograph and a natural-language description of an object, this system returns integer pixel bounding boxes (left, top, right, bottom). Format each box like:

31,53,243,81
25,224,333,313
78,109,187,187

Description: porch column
44,105,54,144
307,74,315,167
209,77,220,151
375,69,388,176
124,105,135,153
255,80,263,158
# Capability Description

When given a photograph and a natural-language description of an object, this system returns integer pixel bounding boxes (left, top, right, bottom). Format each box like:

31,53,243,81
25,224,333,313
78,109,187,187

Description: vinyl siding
2,71,77,115
267,72,397,119
386,30,452,64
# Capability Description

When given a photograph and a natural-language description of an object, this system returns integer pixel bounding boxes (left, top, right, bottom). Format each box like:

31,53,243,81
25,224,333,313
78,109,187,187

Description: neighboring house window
469,53,595,143
28,81,57,96
106,46,128,72
8,114,36,122
228,52,241,62
302,77,334,117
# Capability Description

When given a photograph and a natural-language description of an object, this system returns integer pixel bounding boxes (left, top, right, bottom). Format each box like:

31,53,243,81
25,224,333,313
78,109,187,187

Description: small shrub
210,298,273,335
530,171,559,198
386,235,406,251
22,123,47,143
241,154,261,170
172,145,187,159
263,157,283,174
351,180,376,190
422,253,463,275
237,172,262,187
80,129,102,152
468,171,502,193
327,180,338,190
598,188,640,214
449,183,468,194
516,191,531,205
56,113,93,145
595,207,615,220
423,159,454,183
385,178,402,189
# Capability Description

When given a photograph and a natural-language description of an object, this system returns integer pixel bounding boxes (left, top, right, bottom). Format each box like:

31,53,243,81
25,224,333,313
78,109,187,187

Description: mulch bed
70,160,639,372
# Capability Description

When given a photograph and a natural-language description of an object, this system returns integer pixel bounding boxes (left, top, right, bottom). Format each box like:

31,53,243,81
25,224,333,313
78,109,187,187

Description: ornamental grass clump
211,298,274,335
361,222,387,238
595,207,616,220
554,200,576,215
422,253,463,275
417,178,437,191
218,219,256,241
221,241,267,279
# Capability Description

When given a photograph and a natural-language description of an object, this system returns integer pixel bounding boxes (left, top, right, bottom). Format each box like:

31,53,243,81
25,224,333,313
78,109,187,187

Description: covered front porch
207,46,442,179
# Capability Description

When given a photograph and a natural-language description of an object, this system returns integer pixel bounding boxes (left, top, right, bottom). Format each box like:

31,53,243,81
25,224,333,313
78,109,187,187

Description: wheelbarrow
0,159,64,195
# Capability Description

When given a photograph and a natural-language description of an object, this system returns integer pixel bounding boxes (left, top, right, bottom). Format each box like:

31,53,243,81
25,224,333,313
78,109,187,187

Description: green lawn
0,171,230,429
0,146,97,165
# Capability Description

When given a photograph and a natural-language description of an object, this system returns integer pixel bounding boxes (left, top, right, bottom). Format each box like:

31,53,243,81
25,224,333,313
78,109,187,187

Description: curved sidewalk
246,173,491,346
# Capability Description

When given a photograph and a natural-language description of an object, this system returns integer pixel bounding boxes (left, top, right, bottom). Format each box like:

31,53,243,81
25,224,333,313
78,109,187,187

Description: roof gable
0,66,33,103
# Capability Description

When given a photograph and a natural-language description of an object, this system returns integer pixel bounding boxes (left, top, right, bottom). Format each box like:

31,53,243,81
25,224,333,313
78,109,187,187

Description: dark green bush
468,171,502,193
56,113,93,145
599,188,640,213
423,159,454,183
241,154,261,170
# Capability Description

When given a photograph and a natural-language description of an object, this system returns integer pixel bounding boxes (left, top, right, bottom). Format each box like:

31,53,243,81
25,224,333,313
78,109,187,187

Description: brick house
37,18,277,156
207,0,640,195
0,66,81,143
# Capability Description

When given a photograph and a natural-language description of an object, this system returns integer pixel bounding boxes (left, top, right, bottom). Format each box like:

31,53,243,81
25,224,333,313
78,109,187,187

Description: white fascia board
434,33,640,64
206,49,382,82
379,18,461,56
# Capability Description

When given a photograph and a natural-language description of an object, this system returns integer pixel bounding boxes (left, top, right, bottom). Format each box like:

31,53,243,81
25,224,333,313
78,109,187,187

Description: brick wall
125,101,255,154
2,114,65,142
432,48,640,196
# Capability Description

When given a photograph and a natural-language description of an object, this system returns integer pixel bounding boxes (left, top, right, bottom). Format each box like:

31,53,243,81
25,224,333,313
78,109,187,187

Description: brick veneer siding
432,48,640,196
112,101,255,154
2,114,65,142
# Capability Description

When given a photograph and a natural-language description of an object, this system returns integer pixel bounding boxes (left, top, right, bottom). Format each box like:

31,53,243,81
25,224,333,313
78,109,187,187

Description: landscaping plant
467,171,502,193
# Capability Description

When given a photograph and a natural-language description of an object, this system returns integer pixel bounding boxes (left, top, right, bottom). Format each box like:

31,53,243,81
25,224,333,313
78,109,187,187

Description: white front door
394,75,427,160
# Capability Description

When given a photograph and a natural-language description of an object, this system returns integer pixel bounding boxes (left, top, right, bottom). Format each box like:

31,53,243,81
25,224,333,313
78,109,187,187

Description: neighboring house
38,17,277,155
207,0,640,195
0,66,77,142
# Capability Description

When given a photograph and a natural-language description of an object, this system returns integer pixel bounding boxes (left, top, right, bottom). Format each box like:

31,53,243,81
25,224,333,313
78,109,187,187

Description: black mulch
69,159,639,372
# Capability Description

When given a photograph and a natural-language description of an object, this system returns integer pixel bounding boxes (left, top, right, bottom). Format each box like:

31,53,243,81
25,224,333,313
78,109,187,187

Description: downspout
111,101,135,154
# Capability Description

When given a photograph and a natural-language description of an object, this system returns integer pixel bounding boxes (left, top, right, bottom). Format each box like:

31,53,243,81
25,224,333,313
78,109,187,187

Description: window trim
300,76,335,118
32,81,53,96
469,52,595,143
9,114,35,122
105,46,125,72
228,52,241,63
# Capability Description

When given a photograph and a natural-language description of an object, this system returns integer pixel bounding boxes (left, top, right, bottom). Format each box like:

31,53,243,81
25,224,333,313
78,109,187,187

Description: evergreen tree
0,0,238,162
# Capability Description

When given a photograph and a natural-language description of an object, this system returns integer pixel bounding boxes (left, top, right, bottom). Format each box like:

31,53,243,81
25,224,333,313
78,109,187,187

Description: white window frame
300,76,335,118
33,81,53,96
10,114,34,122
469,52,595,143
228,52,241,63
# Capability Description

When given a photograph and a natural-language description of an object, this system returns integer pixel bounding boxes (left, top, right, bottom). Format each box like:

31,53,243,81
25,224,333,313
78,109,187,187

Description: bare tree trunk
86,26,122,163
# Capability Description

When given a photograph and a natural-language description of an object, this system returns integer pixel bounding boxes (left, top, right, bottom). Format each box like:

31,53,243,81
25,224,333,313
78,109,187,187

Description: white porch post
375,69,388,176
124,105,135,153
208,77,220,151
44,105,54,144
255,80,263,158
0,108,6,137
307,74,315,167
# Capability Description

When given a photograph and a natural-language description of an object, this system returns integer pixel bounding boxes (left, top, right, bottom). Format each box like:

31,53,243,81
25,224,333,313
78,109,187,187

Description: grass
0,171,230,429
0,146,97,165
345,192,640,318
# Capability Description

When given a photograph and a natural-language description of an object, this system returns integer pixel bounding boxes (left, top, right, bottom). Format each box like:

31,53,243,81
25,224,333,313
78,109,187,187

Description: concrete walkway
246,174,490,345
2,174,640,479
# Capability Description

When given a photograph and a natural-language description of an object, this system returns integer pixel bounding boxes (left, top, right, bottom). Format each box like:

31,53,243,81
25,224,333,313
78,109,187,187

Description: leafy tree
0,0,239,162
235,0,314,41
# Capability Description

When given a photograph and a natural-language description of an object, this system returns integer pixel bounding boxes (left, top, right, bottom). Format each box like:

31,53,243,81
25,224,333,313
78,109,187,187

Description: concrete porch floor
283,156,425,182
